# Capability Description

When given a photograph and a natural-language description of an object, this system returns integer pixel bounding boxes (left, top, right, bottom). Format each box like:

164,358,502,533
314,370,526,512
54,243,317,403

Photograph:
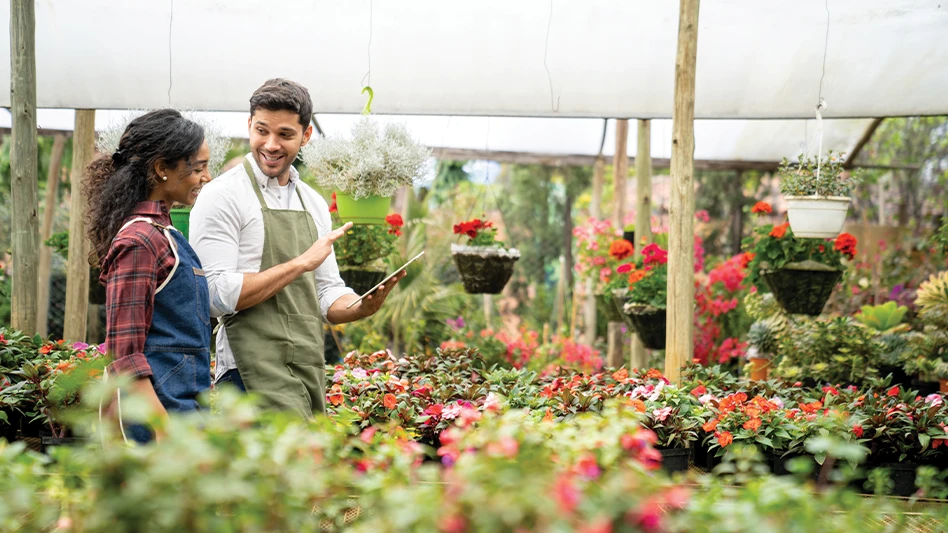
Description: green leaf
919,433,931,450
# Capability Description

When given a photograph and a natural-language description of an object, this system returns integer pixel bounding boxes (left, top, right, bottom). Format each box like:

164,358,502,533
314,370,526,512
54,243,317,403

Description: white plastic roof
1,0,947,119
0,109,873,164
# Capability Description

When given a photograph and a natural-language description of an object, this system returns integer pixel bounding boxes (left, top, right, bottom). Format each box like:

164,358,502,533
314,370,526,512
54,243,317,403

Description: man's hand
294,222,353,272
326,270,407,324
358,270,406,317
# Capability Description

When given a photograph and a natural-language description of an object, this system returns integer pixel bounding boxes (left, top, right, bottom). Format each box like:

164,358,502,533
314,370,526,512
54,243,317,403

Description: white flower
442,403,463,420
698,394,715,405
771,397,785,409
351,368,368,380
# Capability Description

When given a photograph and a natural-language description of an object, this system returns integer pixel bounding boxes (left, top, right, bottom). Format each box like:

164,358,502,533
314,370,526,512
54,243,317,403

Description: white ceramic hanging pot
784,196,850,239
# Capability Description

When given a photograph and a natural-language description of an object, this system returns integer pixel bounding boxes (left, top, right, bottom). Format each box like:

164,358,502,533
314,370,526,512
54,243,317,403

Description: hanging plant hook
362,86,374,115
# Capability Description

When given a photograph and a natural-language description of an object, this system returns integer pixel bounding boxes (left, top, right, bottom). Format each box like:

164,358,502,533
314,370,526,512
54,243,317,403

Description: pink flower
442,402,463,420
332,370,346,383
360,426,378,443
926,394,944,406
652,407,673,422
592,256,607,266
486,436,519,458
72,341,90,351
576,453,601,479
425,404,444,418
484,392,502,412
351,368,368,380
553,474,581,515
695,210,710,223
599,267,612,283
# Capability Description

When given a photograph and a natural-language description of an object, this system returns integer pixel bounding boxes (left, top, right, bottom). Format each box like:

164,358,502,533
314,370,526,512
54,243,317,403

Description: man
189,78,402,418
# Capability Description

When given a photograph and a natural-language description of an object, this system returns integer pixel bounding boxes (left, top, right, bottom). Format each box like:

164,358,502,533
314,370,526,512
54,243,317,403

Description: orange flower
609,239,635,260
645,369,665,380
383,393,398,410
328,384,345,406
769,222,790,239
628,270,648,285
612,368,629,382
751,201,773,215
55,361,73,373
629,399,647,413
716,431,734,447
740,252,755,269
743,418,762,431
702,419,719,432
39,345,52,355
799,401,823,414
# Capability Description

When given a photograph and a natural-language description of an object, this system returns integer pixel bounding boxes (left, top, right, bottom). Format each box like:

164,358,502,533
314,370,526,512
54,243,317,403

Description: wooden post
483,294,493,327
36,134,67,336
583,157,605,344
608,120,630,368
665,0,700,383
630,119,653,370
63,110,96,341
10,0,40,334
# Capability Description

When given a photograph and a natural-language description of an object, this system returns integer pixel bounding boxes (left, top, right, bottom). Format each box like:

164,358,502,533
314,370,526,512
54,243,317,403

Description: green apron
221,160,326,418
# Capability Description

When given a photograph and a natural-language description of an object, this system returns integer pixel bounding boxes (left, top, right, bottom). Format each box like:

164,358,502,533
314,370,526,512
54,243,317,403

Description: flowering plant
330,198,404,267
778,151,862,198
849,382,948,462
572,217,628,292
741,201,857,289
622,243,669,310
453,217,506,248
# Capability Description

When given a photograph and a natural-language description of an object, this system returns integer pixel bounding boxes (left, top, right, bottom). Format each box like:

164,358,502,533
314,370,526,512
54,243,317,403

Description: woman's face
160,140,211,207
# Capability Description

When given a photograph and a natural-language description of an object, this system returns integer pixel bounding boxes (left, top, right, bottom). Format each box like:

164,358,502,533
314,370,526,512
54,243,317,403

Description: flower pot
941,379,948,394
451,244,520,294
747,357,770,381
879,463,918,497
761,261,843,316
622,230,636,245
659,447,691,474
335,192,392,225
785,196,850,239
595,292,622,323
339,267,388,296
623,304,666,350
169,207,191,240
911,378,940,397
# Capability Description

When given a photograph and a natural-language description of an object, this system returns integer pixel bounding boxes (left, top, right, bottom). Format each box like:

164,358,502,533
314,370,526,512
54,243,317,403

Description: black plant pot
659,447,691,473
624,305,666,350
623,230,636,244
452,247,519,294
879,463,918,497
761,266,843,316
770,453,820,478
693,434,721,471
879,365,912,389
339,268,388,296
911,378,940,397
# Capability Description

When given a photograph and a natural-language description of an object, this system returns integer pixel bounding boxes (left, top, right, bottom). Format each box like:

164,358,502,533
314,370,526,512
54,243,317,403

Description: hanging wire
167,0,174,104
361,0,373,88
543,0,560,112
815,0,831,180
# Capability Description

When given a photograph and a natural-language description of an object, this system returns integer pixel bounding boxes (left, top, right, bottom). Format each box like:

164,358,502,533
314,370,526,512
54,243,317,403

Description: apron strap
115,216,180,295
243,159,269,210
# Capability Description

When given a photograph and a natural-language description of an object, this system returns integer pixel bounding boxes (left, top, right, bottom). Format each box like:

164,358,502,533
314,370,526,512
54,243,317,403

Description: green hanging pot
335,192,392,225
169,207,191,240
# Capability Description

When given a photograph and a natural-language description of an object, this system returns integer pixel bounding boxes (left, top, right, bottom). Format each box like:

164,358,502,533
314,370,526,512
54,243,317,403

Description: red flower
834,232,858,259
385,213,404,236
39,345,52,355
609,239,634,260
887,386,900,397
716,431,734,447
328,384,344,406
691,385,707,397
822,386,840,396
642,243,668,265
702,419,719,433
329,192,338,213
751,201,773,215
383,393,398,410
453,218,493,240
852,424,864,438
769,222,790,239
743,418,762,432
740,252,756,269
616,263,633,274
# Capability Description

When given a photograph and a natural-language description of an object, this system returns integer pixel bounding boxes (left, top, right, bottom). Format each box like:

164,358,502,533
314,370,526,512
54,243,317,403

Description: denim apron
118,218,211,443
219,160,326,419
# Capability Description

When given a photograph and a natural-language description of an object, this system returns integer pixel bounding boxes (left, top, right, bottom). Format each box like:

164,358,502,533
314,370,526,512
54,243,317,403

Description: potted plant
622,223,636,245
742,201,856,316
329,193,404,294
301,117,430,225
573,218,627,322
773,317,884,389
619,244,669,350
779,151,861,239
451,217,520,294
745,319,781,381
900,271,948,392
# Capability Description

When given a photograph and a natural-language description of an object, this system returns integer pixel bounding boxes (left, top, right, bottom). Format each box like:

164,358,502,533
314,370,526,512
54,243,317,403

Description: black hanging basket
339,268,388,296
451,245,520,294
761,261,843,316
624,304,667,350
622,230,636,244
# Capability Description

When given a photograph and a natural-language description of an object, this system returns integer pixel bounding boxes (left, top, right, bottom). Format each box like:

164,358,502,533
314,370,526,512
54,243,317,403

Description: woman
86,109,212,443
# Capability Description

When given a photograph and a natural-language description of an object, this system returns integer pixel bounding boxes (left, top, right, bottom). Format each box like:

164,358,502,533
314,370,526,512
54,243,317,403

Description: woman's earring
161,176,168,181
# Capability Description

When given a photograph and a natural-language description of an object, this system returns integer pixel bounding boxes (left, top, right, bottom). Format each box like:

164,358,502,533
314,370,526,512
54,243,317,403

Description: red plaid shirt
99,201,177,379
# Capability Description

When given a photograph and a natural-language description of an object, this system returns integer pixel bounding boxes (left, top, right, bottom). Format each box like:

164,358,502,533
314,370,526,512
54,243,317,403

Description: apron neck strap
243,159,269,209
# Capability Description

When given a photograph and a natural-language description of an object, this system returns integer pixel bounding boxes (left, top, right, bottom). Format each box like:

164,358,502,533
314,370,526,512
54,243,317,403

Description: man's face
248,109,313,180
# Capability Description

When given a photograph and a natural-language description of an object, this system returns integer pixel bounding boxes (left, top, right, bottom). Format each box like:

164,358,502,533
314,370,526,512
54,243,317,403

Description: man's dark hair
250,78,313,129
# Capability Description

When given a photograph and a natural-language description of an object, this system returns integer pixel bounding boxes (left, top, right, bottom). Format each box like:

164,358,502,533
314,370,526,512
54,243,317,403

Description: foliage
452,217,505,248
778,150,862,197
44,230,70,259
330,204,403,267
572,217,624,291
747,318,782,358
301,116,431,199
853,301,909,334
621,244,669,311
915,270,948,327
849,381,948,462
428,160,470,207
773,317,884,388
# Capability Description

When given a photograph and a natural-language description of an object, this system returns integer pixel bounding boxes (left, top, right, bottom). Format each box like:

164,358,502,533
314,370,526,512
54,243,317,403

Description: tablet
345,251,425,309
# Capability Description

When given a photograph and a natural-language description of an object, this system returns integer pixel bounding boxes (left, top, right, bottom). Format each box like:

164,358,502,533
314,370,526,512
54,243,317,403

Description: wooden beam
0,127,74,138
10,0,39,334
844,118,884,169
631,119,653,370
665,0,700,383
36,134,67,336
63,110,96,341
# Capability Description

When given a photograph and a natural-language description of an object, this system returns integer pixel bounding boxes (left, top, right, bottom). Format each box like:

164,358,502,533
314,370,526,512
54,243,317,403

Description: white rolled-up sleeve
189,183,245,318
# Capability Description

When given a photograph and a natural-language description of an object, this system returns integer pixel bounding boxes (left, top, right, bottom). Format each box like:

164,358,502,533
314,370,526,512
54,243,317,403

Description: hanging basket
595,292,623,323
785,196,850,239
451,244,520,294
339,267,388,295
622,230,636,245
761,261,843,316
335,192,392,225
169,207,191,240
623,303,667,350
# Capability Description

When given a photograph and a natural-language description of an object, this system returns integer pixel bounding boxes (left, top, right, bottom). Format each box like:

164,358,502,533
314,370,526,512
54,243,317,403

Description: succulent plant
854,301,909,335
